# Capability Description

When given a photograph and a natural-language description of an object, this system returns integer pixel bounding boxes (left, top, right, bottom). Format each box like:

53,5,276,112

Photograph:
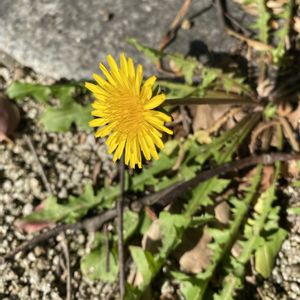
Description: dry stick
61,233,72,300
117,155,125,299
136,152,300,209
278,116,300,152
249,120,280,154
4,153,300,262
24,135,53,195
165,97,258,106
104,224,110,273
4,209,117,260
159,0,193,50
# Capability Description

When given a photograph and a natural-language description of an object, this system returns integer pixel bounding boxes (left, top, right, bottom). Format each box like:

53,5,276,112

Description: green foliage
255,228,287,278
81,210,140,282
129,246,161,288
80,233,119,282
158,212,191,257
172,272,204,300
215,163,284,298
7,82,52,102
252,0,271,44
40,98,91,132
128,114,261,298
292,180,300,188
264,103,277,120
7,82,91,132
24,184,100,223
129,39,252,99
272,0,293,63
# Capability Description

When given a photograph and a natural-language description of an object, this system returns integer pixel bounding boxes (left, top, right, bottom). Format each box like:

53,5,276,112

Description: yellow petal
92,73,109,90
99,63,116,86
125,140,131,165
95,122,117,137
135,64,143,95
138,133,151,160
140,85,152,101
89,118,107,127
144,134,159,160
144,94,165,110
91,110,106,118
144,76,156,87
85,82,102,94
113,138,126,161
128,57,135,78
120,53,128,77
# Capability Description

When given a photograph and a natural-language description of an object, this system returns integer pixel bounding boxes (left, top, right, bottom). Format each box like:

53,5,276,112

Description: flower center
113,93,144,134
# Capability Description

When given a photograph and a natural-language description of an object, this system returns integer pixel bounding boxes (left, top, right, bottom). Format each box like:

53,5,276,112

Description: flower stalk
117,155,125,299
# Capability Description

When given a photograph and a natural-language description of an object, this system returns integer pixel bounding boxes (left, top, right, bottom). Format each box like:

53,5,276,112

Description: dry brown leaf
191,104,231,132
294,17,300,33
277,103,293,117
179,228,212,274
261,165,275,190
288,103,300,129
279,116,300,151
92,161,102,184
141,220,162,253
214,201,231,224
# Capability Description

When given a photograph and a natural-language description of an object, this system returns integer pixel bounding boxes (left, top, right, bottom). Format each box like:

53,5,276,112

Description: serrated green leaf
40,101,91,132
7,82,51,102
123,210,140,241
172,272,205,300
124,284,142,300
272,0,293,63
190,214,215,228
255,228,287,278
158,211,191,257
131,148,177,192
80,244,118,282
252,0,271,44
24,183,99,223
170,54,198,85
128,38,163,64
129,246,161,288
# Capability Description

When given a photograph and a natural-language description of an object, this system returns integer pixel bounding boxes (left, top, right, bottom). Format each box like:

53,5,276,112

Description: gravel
0,66,118,299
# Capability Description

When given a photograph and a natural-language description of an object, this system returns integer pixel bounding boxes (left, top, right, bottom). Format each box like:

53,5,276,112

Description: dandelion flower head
86,54,173,168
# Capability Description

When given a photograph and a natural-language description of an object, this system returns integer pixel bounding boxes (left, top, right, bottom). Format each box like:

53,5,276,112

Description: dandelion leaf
81,240,118,282
255,228,287,278
7,82,51,102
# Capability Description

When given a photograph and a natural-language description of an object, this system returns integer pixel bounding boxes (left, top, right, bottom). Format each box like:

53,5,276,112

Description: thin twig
249,121,279,154
117,155,125,299
61,233,72,300
226,28,272,51
278,117,300,152
159,0,193,51
104,224,110,273
3,209,117,260
24,135,53,195
4,153,300,262
165,96,258,106
135,152,300,209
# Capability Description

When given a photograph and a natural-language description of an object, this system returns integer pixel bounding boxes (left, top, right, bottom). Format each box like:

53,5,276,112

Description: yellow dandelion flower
86,54,173,168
